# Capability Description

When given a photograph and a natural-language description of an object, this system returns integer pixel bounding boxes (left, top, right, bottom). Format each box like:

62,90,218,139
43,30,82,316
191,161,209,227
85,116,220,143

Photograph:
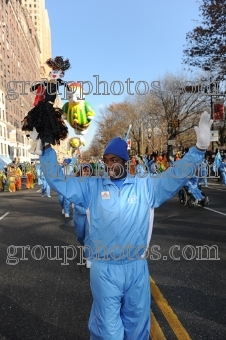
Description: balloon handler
21,56,71,155
38,112,212,339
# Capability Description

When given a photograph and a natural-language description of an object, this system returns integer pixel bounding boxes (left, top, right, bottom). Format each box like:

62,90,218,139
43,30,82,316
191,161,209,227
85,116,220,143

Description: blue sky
45,0,200,149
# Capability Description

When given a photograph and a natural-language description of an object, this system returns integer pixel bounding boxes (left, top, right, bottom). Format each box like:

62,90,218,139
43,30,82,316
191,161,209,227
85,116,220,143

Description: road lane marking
205,186,225,191
150,277,191,340
0,212,10,220
150,311,166,340
204,207,226,216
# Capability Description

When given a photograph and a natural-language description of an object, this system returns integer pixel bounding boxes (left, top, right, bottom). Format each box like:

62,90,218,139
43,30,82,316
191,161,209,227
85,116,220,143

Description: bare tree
148,74,210,155
182,0,226,77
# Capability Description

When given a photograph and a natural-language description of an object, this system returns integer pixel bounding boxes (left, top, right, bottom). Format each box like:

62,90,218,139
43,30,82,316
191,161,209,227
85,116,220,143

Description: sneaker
194,199,199,205
47,196,51,197
65,213,70,218
62,209,65,215
41,195,44,197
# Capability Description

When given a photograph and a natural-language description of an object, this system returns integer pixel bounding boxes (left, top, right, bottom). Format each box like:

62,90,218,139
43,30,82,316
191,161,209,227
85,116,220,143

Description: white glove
29,127,39,141
194,112,213,150
28,139,43,156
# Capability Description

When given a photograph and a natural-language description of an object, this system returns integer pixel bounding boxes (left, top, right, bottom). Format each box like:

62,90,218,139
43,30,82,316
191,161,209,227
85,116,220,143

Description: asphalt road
0,180,225,340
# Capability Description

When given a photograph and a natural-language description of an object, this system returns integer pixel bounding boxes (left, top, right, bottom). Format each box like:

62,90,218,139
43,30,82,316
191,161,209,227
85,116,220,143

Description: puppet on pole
21,56,71,155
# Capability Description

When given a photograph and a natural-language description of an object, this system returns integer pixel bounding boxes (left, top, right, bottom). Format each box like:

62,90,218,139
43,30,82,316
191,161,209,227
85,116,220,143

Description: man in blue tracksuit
219,156,226,185
39,112,212,340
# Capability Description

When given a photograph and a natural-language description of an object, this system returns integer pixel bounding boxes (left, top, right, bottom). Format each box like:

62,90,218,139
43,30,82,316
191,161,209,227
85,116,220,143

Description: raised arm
39,145,90,207
145,112,212,207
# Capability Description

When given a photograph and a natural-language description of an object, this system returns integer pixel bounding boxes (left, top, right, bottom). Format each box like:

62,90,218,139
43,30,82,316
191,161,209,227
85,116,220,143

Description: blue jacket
40,146,205,262
219,161,226,173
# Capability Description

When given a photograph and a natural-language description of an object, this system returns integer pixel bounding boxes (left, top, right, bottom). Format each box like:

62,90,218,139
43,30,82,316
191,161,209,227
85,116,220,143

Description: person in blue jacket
186,175,205,204
219,156,226,186
40,172,51,197
58,158,74,218
39,112,212,340
198,155,209,187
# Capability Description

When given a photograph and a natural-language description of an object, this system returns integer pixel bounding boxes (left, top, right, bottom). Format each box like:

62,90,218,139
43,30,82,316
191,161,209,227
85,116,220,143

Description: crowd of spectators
1,147,226,192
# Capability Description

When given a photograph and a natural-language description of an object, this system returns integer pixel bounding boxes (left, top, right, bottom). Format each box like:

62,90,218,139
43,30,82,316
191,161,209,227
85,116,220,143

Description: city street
0,180,225,340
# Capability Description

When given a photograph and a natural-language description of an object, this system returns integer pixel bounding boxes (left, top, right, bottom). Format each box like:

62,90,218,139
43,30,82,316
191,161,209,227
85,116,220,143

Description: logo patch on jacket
128,195,137,204
101,191,110,200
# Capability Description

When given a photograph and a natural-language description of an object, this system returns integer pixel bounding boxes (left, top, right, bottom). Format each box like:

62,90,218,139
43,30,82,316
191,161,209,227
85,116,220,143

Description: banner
210,130,219,142
213,100,224,121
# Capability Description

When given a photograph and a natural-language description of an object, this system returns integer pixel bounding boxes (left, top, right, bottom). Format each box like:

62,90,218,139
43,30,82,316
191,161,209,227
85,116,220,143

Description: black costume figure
21,56,70,146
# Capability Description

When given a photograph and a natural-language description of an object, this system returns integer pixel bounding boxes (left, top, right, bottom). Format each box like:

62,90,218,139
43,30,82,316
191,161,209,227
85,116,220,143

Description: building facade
0,0,42,163
21,0,51,76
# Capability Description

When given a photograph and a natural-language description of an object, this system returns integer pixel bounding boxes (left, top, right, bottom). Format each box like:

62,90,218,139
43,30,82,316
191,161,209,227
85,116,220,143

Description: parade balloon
63,82,95,135
68,137,86,155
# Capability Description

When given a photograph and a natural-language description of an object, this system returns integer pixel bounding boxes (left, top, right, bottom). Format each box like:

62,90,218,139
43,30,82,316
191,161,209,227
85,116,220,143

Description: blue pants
198,171,207,186
58,194,70,214
89,260,150,340
36,169,42,185
41,178,50,196
73,205,86,246
221,171,226,185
